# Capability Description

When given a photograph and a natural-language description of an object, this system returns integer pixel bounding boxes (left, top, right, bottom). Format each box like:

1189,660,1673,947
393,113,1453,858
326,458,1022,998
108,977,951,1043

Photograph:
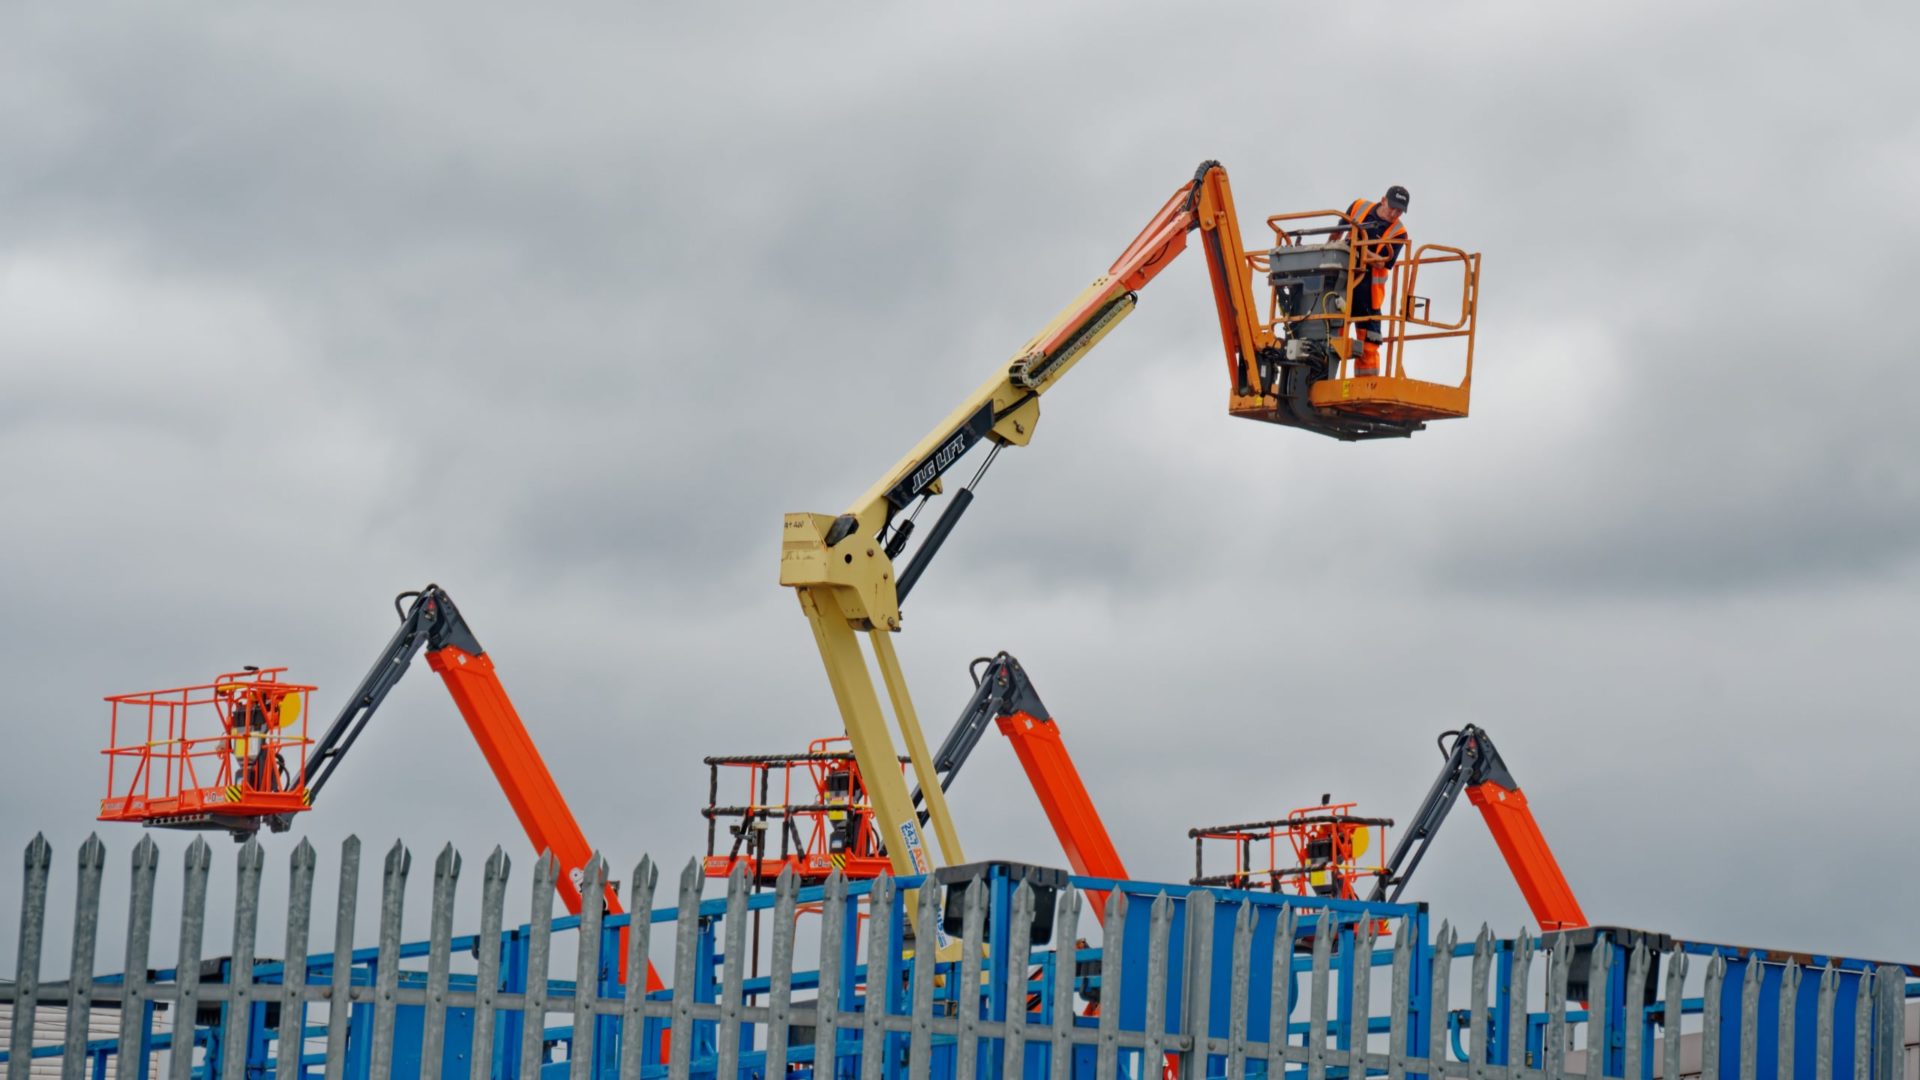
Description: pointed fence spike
908,874,941,1076
1226,901,1255,1080
1271,905,1299,1079
471,846,512,1080
61,834,109,1077
1623,940,1652,1080
117,836,161,1071
814,870,850,1077
1389,915,1416,1080
1777,961,1802,1080
860,874,898,1080
1096,885,1132,1080
1701,955,1727,1080
763,863,801,1075
1142,891,1175,1070
1738,958,1762,1080
276,838,319,1080
321,836,364,1080
1430,921,1459,1080
1815,967,1839,1080
715,859,752,1080
1047,886,1080,1079
569,852,608,1080
1178,888,1218,1080
171,837,215,1080
366,840,413,1079
619,854,662,1078
1664,951,1690,1080
1309,905,1340,1080
1508,926,1535,1077
422,841,465,1078
221,834,268,1080
10,834,54,1075
954,878,988,1080
666,855,704,1079
1467,925,1494,1080
516,851,560,1080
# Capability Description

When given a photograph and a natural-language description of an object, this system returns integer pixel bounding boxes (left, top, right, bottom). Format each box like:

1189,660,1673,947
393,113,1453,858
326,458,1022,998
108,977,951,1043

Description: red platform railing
100,668,315,833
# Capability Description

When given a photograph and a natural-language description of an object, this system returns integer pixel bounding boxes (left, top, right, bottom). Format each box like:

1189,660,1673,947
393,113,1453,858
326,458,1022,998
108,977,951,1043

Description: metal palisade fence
2,832,1915,1079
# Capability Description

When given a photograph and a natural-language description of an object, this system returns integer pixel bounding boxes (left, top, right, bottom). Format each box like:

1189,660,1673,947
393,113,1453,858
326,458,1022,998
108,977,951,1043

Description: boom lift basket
1230,208,1480,435
701,738,904,885
99,668,315,836
1188,801,1393,900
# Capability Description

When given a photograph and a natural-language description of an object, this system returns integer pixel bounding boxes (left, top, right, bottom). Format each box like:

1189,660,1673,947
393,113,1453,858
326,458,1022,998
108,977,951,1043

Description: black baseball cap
1385,185,1410,211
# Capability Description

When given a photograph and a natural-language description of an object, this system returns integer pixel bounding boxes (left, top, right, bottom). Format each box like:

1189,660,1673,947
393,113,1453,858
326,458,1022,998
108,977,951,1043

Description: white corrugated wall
0,1002,172,1078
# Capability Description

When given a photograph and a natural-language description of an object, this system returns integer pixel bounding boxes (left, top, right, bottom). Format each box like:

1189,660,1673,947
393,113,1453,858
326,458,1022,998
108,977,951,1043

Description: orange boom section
1371,726,1588,934
1466,780,1588,932
922,653,1132,924
993,702,1128,920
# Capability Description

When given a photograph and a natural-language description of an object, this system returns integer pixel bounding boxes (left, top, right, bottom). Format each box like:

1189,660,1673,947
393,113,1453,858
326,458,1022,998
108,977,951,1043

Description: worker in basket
1329,185,1410,378
221,682,296,795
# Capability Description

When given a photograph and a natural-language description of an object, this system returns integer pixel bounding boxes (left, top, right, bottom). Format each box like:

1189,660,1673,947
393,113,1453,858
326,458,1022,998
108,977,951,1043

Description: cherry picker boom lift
780,161,1483,893
99,584,669,994
704,652,1131,921
1188,725,1586,934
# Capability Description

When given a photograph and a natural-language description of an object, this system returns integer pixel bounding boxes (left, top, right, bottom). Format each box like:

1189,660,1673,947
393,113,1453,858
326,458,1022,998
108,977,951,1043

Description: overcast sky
2,2,1917,975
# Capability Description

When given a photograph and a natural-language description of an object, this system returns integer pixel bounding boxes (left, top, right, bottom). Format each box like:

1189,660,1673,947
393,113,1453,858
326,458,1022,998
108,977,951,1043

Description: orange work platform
100,668,315,835
1212,199,1480,436
701,739,903,886
1188,800,1394,902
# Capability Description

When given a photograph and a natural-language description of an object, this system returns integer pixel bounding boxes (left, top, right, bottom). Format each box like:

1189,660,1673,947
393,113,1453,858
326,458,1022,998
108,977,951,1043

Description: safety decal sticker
898,821,931,876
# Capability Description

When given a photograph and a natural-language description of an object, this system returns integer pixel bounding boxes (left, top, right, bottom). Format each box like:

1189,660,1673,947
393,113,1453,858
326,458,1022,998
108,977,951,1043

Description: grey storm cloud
1,0,1917,971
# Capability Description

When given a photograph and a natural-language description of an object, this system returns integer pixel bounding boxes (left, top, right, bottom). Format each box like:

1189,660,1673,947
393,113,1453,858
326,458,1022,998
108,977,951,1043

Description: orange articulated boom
1465,779,1587,932
920,653,1129,923
302,586,666,995
424,644,619,920
993,707,1128,922
1371,725,1587,934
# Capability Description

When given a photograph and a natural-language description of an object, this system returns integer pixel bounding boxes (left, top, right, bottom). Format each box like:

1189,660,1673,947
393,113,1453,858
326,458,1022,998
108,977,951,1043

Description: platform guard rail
3,834,1915,1079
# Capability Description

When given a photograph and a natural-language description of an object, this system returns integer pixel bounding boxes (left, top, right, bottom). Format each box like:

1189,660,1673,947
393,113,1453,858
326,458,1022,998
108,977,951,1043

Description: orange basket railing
100,668,315,830
1256,209,1481,385
1188,801,1393,901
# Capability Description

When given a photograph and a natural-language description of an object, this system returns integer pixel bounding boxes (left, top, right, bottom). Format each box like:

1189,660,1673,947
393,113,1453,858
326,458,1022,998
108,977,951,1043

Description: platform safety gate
3,833,1915,1079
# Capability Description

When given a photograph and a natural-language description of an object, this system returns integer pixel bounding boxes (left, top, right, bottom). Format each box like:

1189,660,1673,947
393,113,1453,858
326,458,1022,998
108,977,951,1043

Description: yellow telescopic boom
779,161,1481,900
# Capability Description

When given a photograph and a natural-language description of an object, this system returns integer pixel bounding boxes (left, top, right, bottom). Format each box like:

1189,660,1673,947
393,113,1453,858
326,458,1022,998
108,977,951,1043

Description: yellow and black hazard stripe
225,785,244,803
830,853,847,870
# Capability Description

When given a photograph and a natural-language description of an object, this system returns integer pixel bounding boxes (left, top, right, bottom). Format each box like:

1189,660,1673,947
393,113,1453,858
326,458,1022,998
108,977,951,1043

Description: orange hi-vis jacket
1344,198,1409,297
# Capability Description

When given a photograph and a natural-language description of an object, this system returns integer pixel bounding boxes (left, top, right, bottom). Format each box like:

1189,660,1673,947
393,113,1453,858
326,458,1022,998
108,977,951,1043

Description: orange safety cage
99,668,316,834
701,737,906,885
1187,800,1394,901
1227,204,1481,430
